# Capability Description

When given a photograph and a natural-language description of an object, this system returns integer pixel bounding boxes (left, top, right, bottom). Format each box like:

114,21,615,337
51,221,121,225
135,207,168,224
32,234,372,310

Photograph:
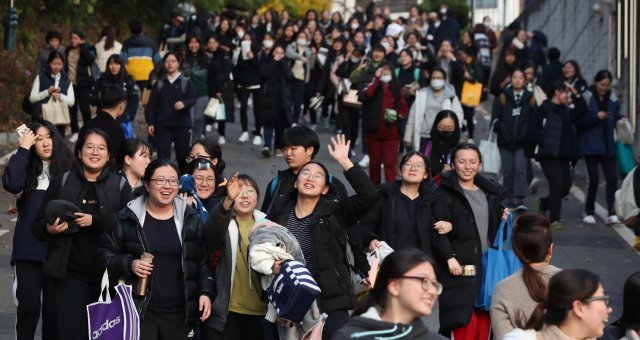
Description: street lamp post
4,0,18,52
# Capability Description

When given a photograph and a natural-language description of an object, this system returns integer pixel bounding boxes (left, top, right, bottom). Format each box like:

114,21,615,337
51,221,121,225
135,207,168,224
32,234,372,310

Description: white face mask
237,31,245,39
380,75,392,83
263,40,274,49
297,39,307,46
484,20,491,27
351,23,359,30
431,79,445,90
381,42,391,51
350,56,361,63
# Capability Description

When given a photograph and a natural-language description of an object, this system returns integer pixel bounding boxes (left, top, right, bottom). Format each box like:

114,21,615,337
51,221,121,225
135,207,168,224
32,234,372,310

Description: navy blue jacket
146,74,197,128
2,148,48,264
528,99,586,161
575,90,621,158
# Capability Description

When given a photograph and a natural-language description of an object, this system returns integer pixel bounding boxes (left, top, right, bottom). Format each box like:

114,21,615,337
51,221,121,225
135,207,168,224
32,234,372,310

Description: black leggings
539,159,572,222
70,85,92,133
237,87,261,135
51,276,100,340
584,155,617,215
14,261,57,340
155,126,191,171
322,309,349,340
202,311,264,340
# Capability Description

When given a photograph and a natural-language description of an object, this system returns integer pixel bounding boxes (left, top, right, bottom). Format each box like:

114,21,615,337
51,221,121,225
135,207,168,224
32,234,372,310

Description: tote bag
87,271,140,340
203,97,220,119
479,121,501,175
475,212,522,311
460,81,483,107
616,140,636,178
343,89,362,109
42,97,70,125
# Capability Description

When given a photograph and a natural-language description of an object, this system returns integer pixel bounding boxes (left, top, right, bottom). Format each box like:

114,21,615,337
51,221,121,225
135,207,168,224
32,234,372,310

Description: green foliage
419,0,470,30
0,52,32,129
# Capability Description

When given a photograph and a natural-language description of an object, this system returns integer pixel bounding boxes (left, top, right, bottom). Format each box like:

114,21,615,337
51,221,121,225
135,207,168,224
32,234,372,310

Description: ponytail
522,263,547,303
102,26,117,50
523,302,546,330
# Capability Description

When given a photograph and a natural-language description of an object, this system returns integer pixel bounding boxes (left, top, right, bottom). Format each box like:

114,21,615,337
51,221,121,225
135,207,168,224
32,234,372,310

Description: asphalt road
0,101,637,339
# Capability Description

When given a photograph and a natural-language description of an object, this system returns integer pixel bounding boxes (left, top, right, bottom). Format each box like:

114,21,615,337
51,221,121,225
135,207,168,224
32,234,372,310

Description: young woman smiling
3,119,74,339
99,159,214,339
33,128,133,340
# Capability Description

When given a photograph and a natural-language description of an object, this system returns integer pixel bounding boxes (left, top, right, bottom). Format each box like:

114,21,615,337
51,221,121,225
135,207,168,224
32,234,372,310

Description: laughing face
145,165,179,207
79,133,110,174
233,181,258,217
580,285,612,338
453,149,481,183
193,168,216,200
294,163,329,197
395,262,439,317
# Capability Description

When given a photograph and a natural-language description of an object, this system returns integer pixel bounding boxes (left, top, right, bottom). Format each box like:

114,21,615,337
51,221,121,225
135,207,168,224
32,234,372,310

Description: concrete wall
516,1,615,86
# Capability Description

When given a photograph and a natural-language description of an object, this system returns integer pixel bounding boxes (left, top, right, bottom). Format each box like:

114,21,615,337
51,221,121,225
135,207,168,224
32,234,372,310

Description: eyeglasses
299,169,325,182
194,176,215,185
83,144,108,154
402,162,425,170
186,154,212,163
240,188,257,197
150,177,180,186
437,126,456,132
582,295,610,308
398,276,443,295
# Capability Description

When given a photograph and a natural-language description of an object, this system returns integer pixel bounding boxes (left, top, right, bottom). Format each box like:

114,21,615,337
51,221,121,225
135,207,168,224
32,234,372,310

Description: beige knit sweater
490,264,561,339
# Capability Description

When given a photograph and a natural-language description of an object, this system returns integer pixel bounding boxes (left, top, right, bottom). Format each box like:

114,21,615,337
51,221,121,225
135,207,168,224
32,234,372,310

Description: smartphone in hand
16,124,27,138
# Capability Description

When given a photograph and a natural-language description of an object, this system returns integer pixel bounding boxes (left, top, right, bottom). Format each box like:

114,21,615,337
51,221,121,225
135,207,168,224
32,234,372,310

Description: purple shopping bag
87,272,140,340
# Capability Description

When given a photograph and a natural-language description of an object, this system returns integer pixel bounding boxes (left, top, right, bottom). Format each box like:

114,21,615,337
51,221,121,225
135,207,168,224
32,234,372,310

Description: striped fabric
267,260,321,323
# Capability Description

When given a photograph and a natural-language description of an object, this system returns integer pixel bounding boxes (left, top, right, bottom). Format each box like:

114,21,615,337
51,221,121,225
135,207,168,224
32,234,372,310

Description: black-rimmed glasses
186,155,212,163
150,178,180,186
582,295,610,308
398,276,443,295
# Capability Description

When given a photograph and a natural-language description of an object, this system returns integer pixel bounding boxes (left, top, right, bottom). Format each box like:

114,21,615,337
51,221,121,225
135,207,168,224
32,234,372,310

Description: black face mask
433,129,459,143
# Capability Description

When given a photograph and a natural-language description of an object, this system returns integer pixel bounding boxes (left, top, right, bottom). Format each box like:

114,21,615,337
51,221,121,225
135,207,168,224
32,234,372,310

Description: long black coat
267,166,378,313
258,57,294,123
359,180,439,256
431,171,509,332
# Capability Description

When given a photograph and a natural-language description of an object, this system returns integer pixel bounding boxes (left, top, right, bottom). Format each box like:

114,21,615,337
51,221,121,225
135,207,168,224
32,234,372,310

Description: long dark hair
353,248,437,316
185,34,209,69
378,61,401,108
512,214,553,328
620,271,640,328
102,54,128,83
525,269,600,330
23,120,75,196
101,25,117,50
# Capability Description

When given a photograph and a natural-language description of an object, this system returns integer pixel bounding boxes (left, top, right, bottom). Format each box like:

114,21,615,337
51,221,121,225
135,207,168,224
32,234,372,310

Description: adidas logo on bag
92,317,121,339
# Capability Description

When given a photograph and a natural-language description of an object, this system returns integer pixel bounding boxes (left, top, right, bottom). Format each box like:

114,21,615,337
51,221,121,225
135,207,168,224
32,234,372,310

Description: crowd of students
6,2,640,340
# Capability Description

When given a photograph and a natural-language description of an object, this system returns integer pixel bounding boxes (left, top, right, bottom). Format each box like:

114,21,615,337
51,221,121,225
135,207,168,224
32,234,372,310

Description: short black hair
547,47,561,61
282,126,320,158
130,19,144,35
100,84,127,109
45,31,62,44
69,29,85,40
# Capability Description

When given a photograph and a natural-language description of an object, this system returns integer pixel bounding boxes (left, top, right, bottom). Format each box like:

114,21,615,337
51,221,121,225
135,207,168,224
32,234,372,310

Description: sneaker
252,135,263,146
529,177,542,195
205,125,212,132
358,154,370,167
261,146,271,158
550,221,564,230
275,149,284,157
604,215,620,225
582,215,597,224
238,131,250,143
68,133,79,143
218,136,226,145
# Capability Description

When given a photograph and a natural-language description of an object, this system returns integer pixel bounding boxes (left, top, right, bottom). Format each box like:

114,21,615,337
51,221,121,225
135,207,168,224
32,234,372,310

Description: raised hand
18,128,36,150
223,172,241,210
327,134,354,170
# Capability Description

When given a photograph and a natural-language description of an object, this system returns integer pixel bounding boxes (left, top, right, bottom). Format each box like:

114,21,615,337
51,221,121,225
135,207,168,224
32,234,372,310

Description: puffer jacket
33,165,133,281
528,99,586,161
431,171,509,332
202,204,267,332
267,166,378,313
492,87,536,150
98,195,215,321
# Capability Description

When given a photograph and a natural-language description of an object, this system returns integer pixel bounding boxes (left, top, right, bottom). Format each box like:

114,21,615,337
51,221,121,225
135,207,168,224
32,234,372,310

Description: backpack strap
413,68,420,82
181,77,189,94
269,174,280,196
394,67,400,77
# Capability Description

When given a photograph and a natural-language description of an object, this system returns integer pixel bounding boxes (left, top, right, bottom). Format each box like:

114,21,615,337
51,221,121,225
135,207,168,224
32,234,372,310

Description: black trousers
14,261,57,340
463,105,475,138
322,309,349,340
539,159,572,222
51,276,100,340
155,125,191,172
236,87,261,135
290,79,305,123
338,102,361,151
141,308,194,340
584,155,617,215
202,311,264,340
70,85,92,133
